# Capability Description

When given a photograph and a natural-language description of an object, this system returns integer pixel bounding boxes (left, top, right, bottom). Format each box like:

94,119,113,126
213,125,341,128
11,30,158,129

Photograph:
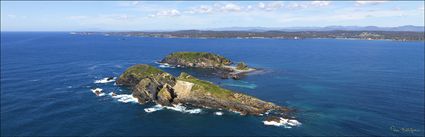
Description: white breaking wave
264,109,272,115
214,111,223,116
91,88,102,93
90,88,105,96
144,104,202,114
158,63,175,68
94,77,116,84
230,110,243,115
263,117,302,128
144,104,164,113
109,92,139,103
164,104,202,114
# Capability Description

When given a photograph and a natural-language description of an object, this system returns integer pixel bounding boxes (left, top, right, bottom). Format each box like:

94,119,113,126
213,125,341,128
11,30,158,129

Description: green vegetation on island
161,52,231,68
160,52,255,80
116,64,175,87
236,62,249,70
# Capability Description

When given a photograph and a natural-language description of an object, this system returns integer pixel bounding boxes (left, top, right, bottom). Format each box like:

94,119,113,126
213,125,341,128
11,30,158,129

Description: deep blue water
1,32,424,136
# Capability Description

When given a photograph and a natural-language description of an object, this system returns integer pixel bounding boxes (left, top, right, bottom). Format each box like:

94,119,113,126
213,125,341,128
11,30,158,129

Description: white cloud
118,1,141,7
285,3,308,9
284,1,331,10
185,5,214,14
180,3,247,15
311,1,331,7
150,9,181,17
258,2,265,9
219,3,242,12
355,1,387,6
257,2,284,11
117,15,129,20
67,15,89,20
131,1,139,6
180,2,331,15
184,3,243,14
246,5,253,10
66,14,132,24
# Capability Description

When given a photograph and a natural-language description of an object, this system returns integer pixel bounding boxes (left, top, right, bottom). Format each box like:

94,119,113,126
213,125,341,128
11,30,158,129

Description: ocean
1,32,424,136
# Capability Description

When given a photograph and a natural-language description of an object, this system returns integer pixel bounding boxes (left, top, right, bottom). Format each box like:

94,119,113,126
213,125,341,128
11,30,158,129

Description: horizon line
1,25,424,32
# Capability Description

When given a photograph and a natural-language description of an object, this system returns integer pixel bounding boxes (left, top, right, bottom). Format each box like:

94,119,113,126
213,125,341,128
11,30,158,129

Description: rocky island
160,52,256,79
116,64,290,116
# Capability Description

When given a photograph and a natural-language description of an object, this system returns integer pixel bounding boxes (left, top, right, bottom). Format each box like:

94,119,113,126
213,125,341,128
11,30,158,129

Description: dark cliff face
117,64,290,116
116,64,176,105
161,52,232,68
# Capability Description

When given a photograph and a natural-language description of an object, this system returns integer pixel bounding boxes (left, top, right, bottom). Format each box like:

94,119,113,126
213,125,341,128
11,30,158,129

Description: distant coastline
73,30,425,42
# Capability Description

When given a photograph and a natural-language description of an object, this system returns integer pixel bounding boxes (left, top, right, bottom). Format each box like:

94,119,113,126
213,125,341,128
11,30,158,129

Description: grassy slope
177,72,235,99
120,64,164,79
236,62,249,70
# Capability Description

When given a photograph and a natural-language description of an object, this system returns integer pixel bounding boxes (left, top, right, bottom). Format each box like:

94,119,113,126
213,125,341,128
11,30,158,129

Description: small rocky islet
159,52,256,80
116,64,291,116
112,52,298,126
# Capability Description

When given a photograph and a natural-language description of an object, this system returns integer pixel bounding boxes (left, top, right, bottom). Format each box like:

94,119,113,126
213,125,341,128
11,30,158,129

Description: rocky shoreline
116,64,291,116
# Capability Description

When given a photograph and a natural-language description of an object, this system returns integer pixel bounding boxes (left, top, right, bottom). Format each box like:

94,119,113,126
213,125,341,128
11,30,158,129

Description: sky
1,1,424,31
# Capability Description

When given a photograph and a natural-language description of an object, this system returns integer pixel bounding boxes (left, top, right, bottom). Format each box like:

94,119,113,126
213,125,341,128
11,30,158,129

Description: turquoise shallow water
1,32,424,136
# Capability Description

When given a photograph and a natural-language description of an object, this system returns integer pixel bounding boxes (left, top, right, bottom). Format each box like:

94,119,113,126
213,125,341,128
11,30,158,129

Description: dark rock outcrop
230,74,241,80
156,84,175,106
264,116,281,123
116,64,175,104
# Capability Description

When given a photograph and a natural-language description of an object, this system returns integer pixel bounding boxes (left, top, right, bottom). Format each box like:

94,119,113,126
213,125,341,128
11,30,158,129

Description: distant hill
211,25,424,32
78,29,424,41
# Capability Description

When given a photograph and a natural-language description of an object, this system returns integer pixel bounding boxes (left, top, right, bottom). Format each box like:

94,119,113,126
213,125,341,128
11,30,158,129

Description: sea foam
109,92,139,103
144,104,202,114
263,117,302,128
90,88,105,96
214,111,223,116
144,104,164,113
94,77,116,84
165,104,202,114
158,63,175,68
